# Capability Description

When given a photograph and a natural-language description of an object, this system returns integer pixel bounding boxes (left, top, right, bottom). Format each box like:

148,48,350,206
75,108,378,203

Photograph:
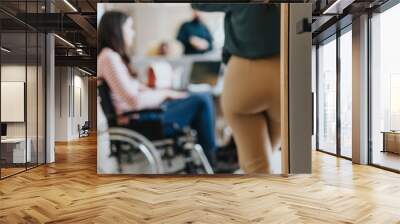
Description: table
1,138,32,164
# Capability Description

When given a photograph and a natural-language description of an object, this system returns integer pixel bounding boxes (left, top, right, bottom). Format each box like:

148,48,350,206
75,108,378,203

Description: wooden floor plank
0,135,399,223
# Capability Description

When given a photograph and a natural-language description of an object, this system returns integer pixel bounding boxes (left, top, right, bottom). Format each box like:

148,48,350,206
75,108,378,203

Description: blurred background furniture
0,138,32,166
78,121,90,138
382,131,400,154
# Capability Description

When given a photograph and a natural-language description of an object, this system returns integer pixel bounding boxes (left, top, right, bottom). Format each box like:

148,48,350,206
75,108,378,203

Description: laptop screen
190,61,221,86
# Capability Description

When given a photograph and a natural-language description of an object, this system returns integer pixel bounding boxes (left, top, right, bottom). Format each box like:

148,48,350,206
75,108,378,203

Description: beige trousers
221,55,280,174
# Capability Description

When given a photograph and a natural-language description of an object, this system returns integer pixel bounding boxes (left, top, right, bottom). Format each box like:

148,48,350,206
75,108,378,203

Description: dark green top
192,3,280,64
176,19,214,55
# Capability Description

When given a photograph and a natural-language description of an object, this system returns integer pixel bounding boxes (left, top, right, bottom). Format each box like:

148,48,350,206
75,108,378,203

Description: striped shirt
97,48,167,114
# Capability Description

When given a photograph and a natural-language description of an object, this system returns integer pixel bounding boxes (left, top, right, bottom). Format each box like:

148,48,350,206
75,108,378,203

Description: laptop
185,61,222,92
189,61,221,86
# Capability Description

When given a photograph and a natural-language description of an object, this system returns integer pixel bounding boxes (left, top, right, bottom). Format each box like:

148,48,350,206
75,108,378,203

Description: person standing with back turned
192,3,281,174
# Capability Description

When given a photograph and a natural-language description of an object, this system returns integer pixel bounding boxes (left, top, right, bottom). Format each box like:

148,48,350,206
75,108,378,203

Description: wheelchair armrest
105,108,165,123
118,107,166,124
121,108,165,117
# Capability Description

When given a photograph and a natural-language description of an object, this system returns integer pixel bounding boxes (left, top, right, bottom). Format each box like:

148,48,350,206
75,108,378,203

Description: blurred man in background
177,10,213,55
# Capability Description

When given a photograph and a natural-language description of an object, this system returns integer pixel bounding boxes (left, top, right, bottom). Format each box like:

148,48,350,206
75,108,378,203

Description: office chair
78,121,90,138
98,81,214,174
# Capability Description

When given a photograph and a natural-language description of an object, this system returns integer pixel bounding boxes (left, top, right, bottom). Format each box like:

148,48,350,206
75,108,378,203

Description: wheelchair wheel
108,127,164,174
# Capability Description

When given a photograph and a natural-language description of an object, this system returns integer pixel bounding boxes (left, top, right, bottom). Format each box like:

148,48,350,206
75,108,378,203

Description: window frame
367,0,400,173
315,23,353,161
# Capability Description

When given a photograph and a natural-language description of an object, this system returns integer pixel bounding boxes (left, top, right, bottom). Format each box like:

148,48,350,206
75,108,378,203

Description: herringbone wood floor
1,135,400,224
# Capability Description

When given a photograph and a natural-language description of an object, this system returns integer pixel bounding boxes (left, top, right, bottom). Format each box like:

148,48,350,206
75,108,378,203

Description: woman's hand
166,90,188,100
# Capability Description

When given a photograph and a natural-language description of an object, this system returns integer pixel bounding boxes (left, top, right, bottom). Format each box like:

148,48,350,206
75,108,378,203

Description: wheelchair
98,81,214,174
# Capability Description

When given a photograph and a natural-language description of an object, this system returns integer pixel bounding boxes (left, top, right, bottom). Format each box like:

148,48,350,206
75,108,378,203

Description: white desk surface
1,138,29,143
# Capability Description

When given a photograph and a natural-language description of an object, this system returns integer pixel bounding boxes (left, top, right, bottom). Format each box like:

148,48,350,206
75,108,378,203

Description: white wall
72,73,89,138
99,3,225,56
55,67,89,141
55,67,68,141
1,65,35,137
1,65,26,139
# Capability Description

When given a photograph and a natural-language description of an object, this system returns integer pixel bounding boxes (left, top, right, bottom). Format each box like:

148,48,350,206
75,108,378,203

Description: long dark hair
98,11,136,77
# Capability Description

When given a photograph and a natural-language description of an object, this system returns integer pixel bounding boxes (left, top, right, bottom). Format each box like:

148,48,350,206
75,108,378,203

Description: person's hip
221,55,280,114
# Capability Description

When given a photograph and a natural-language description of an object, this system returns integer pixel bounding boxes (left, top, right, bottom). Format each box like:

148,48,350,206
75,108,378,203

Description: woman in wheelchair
98,11,221,170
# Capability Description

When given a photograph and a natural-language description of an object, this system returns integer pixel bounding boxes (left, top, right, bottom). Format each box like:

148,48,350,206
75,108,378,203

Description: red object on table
147,67,156,88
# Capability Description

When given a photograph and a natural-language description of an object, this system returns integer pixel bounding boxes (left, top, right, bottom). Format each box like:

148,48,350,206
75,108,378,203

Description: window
370,2,400,171
0,1,47,179
339,29,352,158
316,26,353,159
317,36,337,154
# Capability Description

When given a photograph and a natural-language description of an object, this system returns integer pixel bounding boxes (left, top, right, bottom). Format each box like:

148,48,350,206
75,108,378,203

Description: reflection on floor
373,150,400,171
341,147,352,158
0,167,25,178
0,135,399,223
0,162,43,179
